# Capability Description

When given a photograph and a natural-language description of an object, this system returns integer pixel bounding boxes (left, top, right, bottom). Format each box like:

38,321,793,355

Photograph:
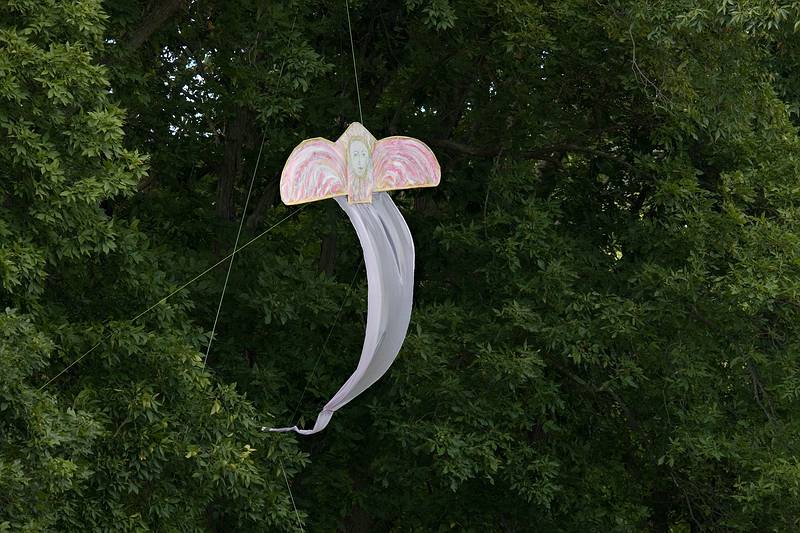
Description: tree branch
245,174,279,230
431,139,499,157
125,0,186,51
433,139,639,174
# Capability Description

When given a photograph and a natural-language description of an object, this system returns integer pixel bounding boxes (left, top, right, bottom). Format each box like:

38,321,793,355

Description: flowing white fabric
270,192,414,435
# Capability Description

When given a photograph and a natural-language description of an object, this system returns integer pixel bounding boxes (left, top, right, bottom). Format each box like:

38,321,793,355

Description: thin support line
203,40,292,366
345,0,363,124
203,132,267,367
280,459,303,530
38,205,307,391
285,259,363,426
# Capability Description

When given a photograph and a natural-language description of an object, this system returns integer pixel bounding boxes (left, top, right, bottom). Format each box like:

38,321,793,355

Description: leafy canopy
3,0,800,531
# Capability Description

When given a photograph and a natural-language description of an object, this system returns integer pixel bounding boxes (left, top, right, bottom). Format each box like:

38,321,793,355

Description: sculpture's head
348,136,370,179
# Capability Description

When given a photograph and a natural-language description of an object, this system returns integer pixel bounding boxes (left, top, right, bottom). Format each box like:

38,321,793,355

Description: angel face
348,138,370,179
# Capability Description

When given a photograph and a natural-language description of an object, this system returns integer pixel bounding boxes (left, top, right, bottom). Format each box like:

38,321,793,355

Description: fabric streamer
271,193,414,434
269,122,440,435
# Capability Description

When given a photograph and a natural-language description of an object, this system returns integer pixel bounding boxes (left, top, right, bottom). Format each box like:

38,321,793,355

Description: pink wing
373,137,441,192
280,139,347,205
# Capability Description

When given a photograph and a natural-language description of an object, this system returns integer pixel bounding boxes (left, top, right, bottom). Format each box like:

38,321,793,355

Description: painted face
348,139,369,178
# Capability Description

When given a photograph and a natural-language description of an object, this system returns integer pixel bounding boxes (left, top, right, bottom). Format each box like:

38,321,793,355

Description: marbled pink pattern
373,137,440,192
280,139,346,205
280,123,440,205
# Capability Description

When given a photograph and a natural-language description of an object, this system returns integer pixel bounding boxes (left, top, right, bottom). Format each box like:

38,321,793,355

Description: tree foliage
3,0,800,531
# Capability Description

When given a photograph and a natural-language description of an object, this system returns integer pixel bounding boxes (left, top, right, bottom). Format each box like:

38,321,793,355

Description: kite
269,122,440,435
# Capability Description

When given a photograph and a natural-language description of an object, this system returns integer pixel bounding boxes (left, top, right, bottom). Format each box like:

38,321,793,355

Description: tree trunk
650,487,672,533
216,106,250,221
125,0,186,51
245,174,279,230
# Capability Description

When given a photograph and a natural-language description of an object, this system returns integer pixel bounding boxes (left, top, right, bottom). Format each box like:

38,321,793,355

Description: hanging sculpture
269,122,440,435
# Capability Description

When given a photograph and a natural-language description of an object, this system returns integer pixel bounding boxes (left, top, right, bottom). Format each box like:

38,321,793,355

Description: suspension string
203,132,267,367
260,1,366,426
280,459,304,530
344,0,363,124
262,0,366,432
268,258,363,431
203,18,295,366
37,205,307,391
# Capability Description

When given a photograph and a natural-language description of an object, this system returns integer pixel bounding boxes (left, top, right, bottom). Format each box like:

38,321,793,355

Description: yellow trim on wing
373,182,440,193
280,132,441,205
282,191,349,206
279,136,347,206
373,135,441,192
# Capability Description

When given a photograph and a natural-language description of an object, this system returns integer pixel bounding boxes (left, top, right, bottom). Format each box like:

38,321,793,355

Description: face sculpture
348,138,370,179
